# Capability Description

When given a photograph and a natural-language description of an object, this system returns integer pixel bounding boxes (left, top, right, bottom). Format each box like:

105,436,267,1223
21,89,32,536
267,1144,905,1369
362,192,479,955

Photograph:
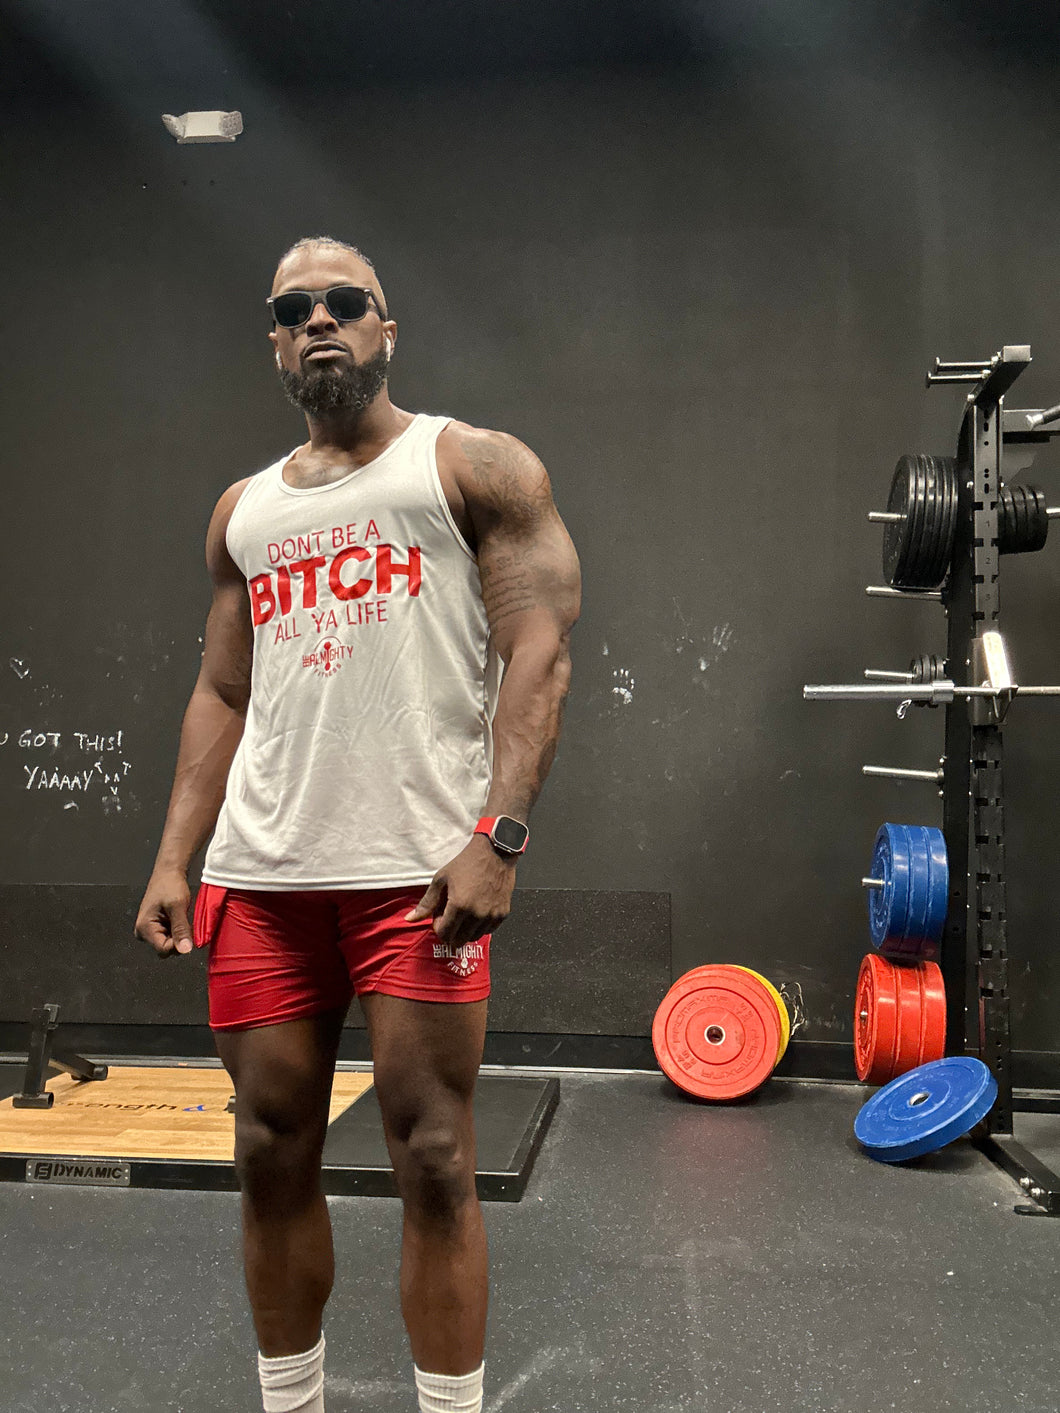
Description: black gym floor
3,1070,1059,1413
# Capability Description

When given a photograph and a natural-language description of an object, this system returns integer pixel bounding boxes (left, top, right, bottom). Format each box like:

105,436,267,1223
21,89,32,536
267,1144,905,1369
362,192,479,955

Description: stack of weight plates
855,821,950,1085
868,822,948,962
882,453,959,590
652,965,790,1101
853,953,946,1084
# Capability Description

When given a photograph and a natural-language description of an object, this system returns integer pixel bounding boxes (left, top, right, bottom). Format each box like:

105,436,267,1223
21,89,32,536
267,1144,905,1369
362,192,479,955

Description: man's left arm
406,426,581,943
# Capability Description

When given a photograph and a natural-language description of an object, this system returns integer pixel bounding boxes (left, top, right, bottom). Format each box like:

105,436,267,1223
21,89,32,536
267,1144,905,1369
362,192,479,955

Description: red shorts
193,883,491,1032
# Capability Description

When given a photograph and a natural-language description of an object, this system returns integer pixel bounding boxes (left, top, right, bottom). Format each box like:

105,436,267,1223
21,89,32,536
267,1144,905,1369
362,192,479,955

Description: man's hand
135,869,195,958
405,836,517,945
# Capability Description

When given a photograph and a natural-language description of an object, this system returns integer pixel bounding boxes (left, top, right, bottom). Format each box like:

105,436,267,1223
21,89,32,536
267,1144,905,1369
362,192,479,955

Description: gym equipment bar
807,345,1060,1215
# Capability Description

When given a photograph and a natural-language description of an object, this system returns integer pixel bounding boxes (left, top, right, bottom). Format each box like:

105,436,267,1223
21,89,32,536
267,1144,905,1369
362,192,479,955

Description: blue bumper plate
868,823,911,950
868,822,948,958
854,1056,997,1163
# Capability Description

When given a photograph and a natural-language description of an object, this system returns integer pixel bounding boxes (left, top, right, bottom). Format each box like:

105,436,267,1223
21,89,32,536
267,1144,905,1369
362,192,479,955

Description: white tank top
200,413,503,890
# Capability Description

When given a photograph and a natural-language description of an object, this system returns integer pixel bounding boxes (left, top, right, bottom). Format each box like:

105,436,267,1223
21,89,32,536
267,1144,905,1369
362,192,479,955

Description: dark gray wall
3,1,1060,1050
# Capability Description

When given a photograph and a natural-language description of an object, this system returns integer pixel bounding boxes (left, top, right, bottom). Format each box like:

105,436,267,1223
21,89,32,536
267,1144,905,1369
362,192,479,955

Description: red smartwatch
474,815,529,857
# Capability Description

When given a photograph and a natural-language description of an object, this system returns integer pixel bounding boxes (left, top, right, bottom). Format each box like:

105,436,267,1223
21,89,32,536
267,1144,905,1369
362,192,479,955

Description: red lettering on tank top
249,573,276,625
376,545,422,596
276,565,293,615
365,520,381,540
329,545,373,600
289,556,327,608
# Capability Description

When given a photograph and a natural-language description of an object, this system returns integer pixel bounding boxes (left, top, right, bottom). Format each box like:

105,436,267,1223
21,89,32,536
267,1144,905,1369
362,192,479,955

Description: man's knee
234,1102,328,1200
394,1119,477,1212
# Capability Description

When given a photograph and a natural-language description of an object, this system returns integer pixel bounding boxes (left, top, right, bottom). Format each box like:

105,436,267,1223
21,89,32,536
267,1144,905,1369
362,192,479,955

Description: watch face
493,816,528,852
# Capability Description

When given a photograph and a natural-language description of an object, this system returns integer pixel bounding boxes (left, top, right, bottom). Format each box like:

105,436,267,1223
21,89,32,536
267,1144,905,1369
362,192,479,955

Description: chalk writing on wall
1,730,133,815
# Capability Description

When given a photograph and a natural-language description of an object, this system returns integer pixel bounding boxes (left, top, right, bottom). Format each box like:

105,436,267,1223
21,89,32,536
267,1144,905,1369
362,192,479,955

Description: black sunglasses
266,285,385,329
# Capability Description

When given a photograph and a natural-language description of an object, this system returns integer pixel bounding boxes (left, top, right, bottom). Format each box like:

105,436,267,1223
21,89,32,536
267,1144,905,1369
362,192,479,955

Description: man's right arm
135,479,253,957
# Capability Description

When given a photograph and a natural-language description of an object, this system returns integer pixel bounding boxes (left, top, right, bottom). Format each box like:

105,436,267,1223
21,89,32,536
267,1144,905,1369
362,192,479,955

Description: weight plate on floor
681,965,790,1064
868,823,912,951
735,967,791,1062
854,953,900,1084
652,966,781,1101
854,1057,997,1162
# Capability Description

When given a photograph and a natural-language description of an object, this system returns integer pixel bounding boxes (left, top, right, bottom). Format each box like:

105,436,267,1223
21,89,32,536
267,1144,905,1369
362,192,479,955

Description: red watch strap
474,817,498,836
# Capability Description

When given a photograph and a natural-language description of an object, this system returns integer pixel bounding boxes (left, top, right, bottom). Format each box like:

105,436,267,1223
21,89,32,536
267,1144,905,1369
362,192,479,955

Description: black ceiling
3,0,1059,110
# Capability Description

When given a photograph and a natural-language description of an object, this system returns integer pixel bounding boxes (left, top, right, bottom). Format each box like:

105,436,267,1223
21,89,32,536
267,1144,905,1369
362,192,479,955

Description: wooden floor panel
0,1066,374,1160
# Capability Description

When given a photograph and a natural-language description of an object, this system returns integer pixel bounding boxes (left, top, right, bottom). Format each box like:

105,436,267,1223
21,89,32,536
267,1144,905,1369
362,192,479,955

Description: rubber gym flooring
2,1069,1059,1413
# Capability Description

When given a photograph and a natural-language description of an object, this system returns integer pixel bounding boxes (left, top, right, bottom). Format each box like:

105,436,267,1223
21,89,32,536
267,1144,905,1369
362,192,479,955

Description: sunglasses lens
272,292,312,327
325,287,369,322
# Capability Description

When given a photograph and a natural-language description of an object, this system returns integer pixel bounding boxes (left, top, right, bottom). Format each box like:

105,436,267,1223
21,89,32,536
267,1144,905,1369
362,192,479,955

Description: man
134,235,580,1413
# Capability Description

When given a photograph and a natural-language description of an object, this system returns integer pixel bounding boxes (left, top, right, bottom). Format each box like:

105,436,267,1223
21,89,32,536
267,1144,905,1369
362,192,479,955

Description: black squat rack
807,346,1060,1216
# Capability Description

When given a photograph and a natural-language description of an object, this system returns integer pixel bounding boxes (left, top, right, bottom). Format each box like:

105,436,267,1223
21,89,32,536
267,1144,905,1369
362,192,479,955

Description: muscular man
134,235,580,1413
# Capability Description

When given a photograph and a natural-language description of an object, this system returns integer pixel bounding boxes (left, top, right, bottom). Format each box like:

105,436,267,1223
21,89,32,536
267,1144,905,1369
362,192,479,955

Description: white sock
414,1362,484,1413
258,1334,326,1412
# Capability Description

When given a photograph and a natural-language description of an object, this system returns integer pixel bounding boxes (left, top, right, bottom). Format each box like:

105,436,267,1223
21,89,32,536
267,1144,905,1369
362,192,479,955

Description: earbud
385,339,393,361
275,350,283,370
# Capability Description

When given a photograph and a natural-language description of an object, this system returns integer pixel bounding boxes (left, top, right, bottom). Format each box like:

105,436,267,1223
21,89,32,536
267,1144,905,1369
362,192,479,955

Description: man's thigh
359,993,487,1139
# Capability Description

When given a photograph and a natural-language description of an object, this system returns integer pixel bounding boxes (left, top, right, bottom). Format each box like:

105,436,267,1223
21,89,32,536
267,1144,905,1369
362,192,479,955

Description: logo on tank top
432,940,485,978
305,636,344,677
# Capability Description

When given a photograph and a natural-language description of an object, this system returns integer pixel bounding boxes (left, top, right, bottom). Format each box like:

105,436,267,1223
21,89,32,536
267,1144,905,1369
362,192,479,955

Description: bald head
273,236,388,318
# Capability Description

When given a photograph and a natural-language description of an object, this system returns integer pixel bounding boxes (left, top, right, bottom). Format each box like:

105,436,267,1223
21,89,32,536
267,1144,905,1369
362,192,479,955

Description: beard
277,343,389,416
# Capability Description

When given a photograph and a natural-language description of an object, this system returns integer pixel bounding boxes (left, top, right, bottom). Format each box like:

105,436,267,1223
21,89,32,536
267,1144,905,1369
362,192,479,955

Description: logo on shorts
433,941,485,978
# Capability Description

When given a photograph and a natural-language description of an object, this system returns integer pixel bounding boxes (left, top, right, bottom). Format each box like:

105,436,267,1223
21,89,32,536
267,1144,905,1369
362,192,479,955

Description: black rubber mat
0,1062,558,1201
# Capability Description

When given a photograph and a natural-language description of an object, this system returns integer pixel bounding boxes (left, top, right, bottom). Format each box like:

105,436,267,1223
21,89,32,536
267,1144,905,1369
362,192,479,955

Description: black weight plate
882,458,915,586
1029,485,1050,551
894,455,928,589
998,487,1015,554
937,456,958,582
909,653,945,685
885,455,956,590
929,456,958,586
1006,483,1051,553
1009,486,1027,555
917,456,944,585
922,456,954,586
1016,486,1030,552
907,455,930,585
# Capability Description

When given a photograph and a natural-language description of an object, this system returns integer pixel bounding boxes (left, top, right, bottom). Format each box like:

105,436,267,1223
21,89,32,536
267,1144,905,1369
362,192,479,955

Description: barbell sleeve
865,586,944,601
864,670,916,682
804,683,951,703
1027,403,1060,430
805,680,1060,703
867,511,904,524
861,878,885,890
926,371,990,385
862,765,944,782
932,359,992,373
